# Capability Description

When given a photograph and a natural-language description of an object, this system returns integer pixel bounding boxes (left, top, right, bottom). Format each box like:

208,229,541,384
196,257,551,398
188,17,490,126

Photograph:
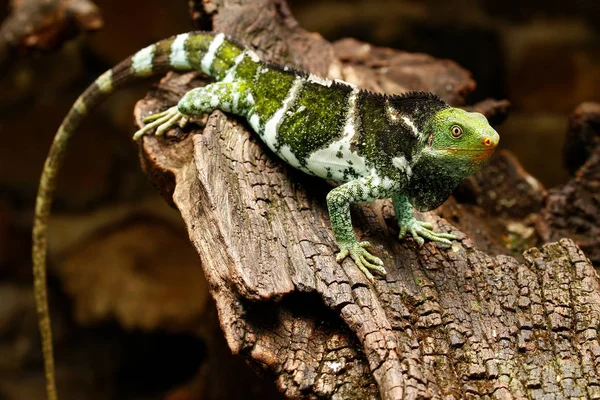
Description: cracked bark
133,0,600,398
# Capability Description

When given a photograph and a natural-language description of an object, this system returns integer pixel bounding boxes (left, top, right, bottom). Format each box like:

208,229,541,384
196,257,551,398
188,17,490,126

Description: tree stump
133,0,600,398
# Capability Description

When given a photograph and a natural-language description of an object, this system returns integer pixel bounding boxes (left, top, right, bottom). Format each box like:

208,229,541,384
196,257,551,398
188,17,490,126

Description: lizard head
405,107,499,211
423,107,499,174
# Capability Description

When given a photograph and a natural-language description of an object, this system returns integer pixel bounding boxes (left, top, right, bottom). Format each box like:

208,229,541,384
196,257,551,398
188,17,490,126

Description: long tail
32,31,245,400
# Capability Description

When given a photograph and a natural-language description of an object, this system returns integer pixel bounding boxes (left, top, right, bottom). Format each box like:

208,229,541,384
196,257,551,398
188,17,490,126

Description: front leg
327,176,397,281
392,194,456,246
133,80,252,140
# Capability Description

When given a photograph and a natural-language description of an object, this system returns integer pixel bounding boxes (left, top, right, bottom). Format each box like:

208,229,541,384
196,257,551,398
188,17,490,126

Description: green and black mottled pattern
251,67,298,123
353,91,449,177
276,81,353,165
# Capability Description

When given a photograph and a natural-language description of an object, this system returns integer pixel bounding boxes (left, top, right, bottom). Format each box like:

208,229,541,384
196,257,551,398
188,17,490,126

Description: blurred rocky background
0,0,598,399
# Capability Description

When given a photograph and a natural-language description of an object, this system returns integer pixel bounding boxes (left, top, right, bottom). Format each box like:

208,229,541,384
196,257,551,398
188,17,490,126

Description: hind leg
133,80,252,140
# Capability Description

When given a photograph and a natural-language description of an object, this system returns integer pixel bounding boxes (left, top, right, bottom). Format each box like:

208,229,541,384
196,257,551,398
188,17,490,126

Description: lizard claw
133,106,188,140
399,218,455,246
336,241,387,282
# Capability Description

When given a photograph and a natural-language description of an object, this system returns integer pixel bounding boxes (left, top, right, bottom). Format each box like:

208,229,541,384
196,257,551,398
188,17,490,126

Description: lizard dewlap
32,31,499,400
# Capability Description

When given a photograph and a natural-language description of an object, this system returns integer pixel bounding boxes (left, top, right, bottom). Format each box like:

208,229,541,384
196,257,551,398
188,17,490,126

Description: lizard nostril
483,137,494,147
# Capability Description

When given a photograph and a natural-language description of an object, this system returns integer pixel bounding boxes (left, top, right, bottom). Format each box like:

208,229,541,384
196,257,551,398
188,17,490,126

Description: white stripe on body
73,97,87,114
132,44,156,76
222,51,248,83
386,103,400,122
232,90,241,113
246,49,260,62
387,101,422,139
392,155,413,179
262,77,304,155
401,116,421,139
248,113,260,132
201,33,225,74
170,33,191,69
278,145,301,168
96,70,113,93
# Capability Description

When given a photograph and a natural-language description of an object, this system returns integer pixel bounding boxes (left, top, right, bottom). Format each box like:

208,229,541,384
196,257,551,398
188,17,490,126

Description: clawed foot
133,106,190,140
336,241,387,282
399,218,456,246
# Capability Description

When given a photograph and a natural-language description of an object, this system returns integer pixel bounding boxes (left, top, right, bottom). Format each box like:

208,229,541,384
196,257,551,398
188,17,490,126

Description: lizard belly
304,139,368,182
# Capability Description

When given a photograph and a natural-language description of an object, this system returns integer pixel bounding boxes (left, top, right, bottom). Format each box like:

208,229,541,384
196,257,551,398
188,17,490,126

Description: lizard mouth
439,148,495,161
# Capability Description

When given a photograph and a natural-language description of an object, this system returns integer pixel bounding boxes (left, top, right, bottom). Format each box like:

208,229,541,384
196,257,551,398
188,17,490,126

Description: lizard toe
416,221,433,230
155,111,182,136
336,241,387,280
335,247,349,263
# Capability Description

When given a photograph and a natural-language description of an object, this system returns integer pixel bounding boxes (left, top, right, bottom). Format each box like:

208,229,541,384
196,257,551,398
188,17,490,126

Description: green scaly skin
33,31,499,399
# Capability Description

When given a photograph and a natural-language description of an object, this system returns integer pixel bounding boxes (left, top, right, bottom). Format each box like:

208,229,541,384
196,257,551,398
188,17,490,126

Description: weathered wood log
131,0,600,398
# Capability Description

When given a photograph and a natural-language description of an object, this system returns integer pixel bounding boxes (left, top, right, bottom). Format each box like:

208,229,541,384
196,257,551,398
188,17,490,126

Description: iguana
32,31,499,400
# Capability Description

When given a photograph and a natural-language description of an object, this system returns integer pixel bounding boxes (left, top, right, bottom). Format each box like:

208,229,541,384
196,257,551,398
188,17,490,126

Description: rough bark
131,0,600,398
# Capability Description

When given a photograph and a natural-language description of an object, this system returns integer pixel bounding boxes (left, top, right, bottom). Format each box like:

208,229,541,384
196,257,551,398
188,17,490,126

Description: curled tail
32,31,246,400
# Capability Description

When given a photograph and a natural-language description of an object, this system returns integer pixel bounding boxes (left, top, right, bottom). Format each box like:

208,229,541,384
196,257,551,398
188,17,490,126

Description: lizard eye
450,125,463,138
